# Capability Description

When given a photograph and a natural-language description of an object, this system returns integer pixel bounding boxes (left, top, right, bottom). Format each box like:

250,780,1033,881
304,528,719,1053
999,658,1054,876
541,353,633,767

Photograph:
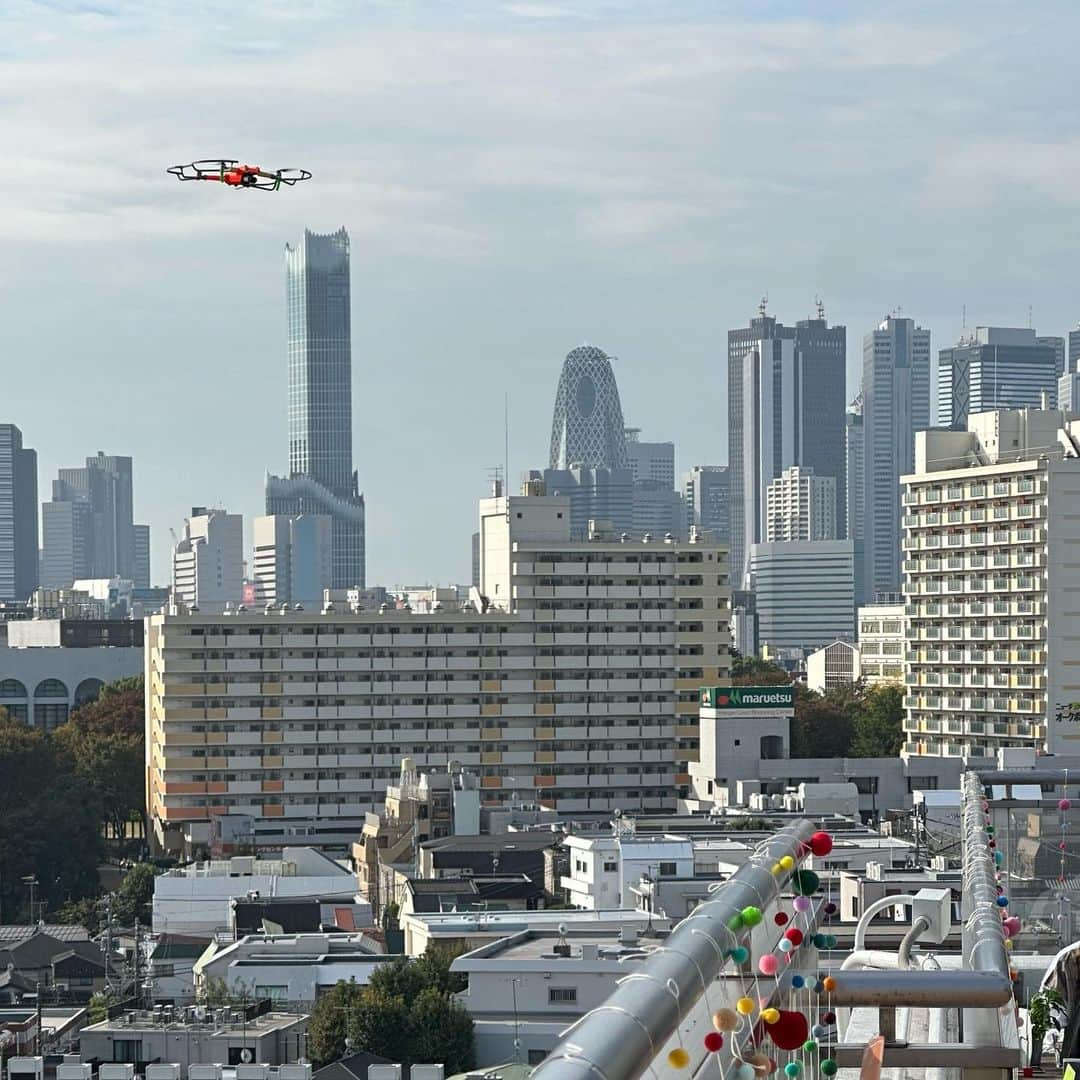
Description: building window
113,1040,142,1064
659,861,677,877
529,1050,548,1066
549,987,578,1004
603,861,617,872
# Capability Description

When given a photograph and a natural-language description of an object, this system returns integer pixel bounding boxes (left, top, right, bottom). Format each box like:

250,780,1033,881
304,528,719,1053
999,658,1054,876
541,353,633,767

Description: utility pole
134,918,141,1007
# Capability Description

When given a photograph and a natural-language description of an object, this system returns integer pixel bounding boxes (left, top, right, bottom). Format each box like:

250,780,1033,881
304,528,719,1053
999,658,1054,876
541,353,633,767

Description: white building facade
903,407,1080,759
857,600,905,685
765,466,837,542
172,509,243,609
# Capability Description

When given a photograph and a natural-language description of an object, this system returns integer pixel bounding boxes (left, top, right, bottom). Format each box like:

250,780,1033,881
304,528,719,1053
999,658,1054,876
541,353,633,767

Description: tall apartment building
539,466,634,539
171,508,243,609
42,452,134,588
0,424,38,602
727,303,846,586
845,398,866,607
266,228,366,588
252,514,333,607
683,466,729,542
902,407,1080,760
765,466,836,542
747,540,855,653
147,488,730,854
937,328,1058,428
626,429,681,539
133,524,151,589
863,316,931,598
1070,327,1080,374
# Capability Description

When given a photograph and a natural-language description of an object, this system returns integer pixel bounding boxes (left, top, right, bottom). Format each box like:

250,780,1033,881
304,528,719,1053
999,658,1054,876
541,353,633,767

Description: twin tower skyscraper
265,227,366,588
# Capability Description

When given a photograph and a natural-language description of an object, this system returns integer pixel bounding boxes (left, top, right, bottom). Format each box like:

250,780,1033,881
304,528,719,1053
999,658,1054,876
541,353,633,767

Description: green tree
52,675,145,843
790,686,854,758
0,718,103,918
88,991,116,1024
407,987,475,1074
113,862,157,927
198,976,254,1007
56,896,102,935
350,990,412,1066
850,684,904,758
730,654,791,686
1029,987,1063,1066
413,945,468,995
308,979,368,1066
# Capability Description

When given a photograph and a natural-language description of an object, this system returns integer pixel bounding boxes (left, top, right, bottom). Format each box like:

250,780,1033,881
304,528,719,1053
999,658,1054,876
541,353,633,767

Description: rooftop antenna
815,294,825,321
504,391,510,499
758,294,768,318
1028,304,1033,329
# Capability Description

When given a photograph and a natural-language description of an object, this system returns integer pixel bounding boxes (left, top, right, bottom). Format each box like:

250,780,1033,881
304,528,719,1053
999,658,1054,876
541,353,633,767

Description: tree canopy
307,949,474,1073
52,674,145,842
790,680,905,759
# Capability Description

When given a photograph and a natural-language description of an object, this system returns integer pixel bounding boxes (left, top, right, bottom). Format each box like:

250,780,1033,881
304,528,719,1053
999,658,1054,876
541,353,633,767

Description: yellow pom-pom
1004,939,1014,951
736,996,755,1016
779,855,795,871
668,1048,690,1069
713,1008,739,1032
761,1007,780,1024
823,976,836,992
771,863,783,875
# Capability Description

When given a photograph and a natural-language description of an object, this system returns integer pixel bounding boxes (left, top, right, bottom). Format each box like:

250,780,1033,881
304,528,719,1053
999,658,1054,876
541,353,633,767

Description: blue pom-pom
996,895,1009,907
791,975,805,989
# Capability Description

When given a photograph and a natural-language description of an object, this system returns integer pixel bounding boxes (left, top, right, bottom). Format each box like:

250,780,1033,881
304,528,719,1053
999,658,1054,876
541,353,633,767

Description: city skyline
3,2,1080,585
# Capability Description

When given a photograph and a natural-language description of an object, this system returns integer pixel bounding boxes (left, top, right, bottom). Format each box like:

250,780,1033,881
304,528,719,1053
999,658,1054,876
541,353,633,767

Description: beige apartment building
147,486,730,853
902,407,1080,760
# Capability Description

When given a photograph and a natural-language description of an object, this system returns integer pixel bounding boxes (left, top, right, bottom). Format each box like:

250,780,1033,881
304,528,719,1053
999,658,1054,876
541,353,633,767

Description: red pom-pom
765,1010,809,1051
704,1032,724,1053
784,927,804,946
809,831,833,857
774,912,789,926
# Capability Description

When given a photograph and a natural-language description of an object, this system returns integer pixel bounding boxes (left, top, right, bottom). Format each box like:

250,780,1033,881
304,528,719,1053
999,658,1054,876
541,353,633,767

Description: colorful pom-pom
759,954,779,975
823,976,837,992
809,831,833,856
784,1064,802,1078
713,1008,739,1032
821,1060,838,1077
1060,798,1072,811
779,855,795,871
668,1048,690,1069
784,927,804,946
761,1007,780,1024
741,905,763,927
793,895,812,913
736,996,755,1015
774,911,789,926
791,975,805,989
704,1032,724,1053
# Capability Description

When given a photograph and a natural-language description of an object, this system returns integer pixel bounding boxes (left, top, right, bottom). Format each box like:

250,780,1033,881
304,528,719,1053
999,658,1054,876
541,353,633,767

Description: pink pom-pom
1060,798,1072,811
759,954,779,976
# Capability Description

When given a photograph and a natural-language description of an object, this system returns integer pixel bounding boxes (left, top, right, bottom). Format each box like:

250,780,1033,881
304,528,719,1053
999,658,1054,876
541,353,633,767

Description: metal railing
532,820,815,1080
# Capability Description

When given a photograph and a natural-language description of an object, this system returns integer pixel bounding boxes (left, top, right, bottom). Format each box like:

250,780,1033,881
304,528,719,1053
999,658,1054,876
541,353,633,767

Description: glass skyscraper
0,424,38,602
267,228,365,588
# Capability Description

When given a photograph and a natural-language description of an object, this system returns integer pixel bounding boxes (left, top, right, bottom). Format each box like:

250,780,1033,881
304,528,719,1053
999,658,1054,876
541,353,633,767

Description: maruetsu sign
700,686,795,710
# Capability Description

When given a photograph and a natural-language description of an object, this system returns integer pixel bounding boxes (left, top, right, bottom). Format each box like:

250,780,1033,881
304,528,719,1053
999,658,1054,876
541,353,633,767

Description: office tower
727,302,846,587
41,452,134,588
844,398,865,606
1069,327,1080,373
902,406,1080,760
862,315,932,599
146,487,731,851
747,540,855,652
171,508,243,608
937,327,1058,428
1037,335,1066,378
765,466,836,542
549,346,629,470
539,466,634,538
0,424,38,602
683,466,729,541
252,514,333,607
133,525,151,589
625,429,675,487
265,228,366,589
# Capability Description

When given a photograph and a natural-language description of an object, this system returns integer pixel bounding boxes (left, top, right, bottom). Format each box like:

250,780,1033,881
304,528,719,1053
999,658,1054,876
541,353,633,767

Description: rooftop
85,1008,308,1036
455,928,665,966
0,925,90,944
420,833,558,853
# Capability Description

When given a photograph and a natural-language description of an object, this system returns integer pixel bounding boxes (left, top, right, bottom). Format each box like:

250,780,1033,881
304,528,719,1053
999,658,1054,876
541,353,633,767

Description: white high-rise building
1059,370,1080,414
252,514,333,607
863,316,932,598
765,466,836,542
747,540,855,653
683,466,729,542
171,507,243,609
857,600,905,685
902,406,1080,760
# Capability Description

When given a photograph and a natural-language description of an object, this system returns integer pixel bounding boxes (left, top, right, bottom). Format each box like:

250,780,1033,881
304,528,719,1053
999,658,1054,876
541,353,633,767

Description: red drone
168,159,312,191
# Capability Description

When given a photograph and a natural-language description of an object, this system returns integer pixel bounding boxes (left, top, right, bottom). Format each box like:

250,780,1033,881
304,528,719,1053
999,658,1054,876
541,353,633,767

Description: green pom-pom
740,905,763,927
792,869,821,895
821,1060,838,1077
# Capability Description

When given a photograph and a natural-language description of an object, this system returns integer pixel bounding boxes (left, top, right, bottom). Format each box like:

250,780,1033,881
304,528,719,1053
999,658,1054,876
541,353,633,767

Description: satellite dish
239,1049,254,1064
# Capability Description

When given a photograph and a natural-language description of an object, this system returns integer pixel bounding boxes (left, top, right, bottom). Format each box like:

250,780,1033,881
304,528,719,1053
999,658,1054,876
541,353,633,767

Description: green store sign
700,686,794,710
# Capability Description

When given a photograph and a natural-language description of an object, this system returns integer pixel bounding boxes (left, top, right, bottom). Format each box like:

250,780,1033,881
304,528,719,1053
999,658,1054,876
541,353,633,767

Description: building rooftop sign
700,685,794,712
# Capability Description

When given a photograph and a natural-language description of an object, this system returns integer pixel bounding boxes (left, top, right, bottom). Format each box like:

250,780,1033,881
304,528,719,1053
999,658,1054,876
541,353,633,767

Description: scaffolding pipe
532,820,816,1080
961,770,1013,1048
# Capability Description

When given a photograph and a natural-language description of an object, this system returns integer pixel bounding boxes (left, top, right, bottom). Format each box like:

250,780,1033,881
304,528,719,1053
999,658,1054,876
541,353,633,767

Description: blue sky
3,0,1080,585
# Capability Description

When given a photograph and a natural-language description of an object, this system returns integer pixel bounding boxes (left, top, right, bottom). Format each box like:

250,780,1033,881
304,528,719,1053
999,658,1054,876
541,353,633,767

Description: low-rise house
560,832,694,910
451,928,667,1067
400,908,669,959
194,934,397,1007
152,849,360,936
417,834,557,889
0,929,107,1003
148,935,213,1005
400,876,545,917
77,1007,308,1070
